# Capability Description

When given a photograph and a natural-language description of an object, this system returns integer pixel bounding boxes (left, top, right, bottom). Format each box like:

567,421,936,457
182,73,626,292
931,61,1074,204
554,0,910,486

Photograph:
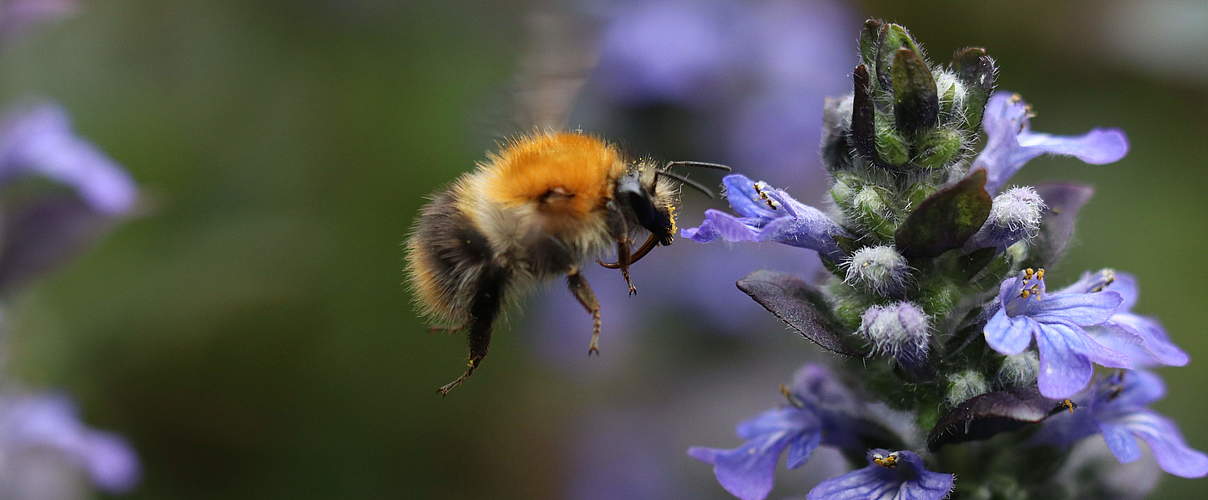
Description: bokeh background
2,0,1206,498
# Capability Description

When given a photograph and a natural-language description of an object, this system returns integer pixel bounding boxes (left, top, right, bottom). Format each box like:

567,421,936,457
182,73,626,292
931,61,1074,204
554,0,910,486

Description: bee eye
616,174,673,245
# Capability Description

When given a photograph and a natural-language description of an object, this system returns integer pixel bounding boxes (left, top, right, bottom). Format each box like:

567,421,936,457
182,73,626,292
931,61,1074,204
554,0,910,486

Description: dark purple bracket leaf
927,387,1057,451
851,64,879,164
1030,183,1094,268
894,169,992,259
737,270,858,356
0,194,113,296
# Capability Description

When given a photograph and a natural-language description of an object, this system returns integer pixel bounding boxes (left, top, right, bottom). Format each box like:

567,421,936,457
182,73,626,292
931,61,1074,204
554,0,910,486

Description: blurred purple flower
0,102,137,294
593,0,741,105
806,449,954,500
973,92,1129,193
689,365,861,500
0,102,136,215
983,269,1127,398
1034,370,1208,478
682,174,848,261
0,393,140,492
0,0,76,43
1057,269,1189,368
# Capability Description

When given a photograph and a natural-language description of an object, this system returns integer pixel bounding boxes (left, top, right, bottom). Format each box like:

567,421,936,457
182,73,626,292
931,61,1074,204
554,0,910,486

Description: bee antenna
656,170,715,198
663,160,732,172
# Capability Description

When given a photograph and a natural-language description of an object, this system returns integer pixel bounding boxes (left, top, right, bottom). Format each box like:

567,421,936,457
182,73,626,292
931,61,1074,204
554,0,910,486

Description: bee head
615,167,676,246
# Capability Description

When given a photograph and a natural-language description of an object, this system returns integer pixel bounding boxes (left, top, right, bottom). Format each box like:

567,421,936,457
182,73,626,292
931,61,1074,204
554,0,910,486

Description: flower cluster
0,8,141,497
683,19,1204,499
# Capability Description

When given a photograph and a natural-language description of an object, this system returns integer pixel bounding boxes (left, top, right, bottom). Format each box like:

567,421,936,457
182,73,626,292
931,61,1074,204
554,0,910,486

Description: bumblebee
405,131,726,395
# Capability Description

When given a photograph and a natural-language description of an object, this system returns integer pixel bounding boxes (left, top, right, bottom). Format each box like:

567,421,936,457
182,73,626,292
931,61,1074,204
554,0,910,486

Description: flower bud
967,186,1046,250
845,245,910,296
858,301,930,367
946,370,988,406
997,352,1039,388
933,70,967,115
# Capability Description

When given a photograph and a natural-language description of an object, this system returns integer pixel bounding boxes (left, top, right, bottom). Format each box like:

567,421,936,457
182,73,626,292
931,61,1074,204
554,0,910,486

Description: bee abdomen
405,189,510,325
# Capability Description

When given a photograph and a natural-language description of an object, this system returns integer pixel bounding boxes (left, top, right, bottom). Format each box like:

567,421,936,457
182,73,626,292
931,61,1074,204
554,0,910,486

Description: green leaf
952,47,997,131
892,48,939,135
894,169,992,258
859,19,884,72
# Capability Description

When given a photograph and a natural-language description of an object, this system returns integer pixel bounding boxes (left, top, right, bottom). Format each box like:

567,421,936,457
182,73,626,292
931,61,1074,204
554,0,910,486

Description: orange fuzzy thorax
483,132,622,218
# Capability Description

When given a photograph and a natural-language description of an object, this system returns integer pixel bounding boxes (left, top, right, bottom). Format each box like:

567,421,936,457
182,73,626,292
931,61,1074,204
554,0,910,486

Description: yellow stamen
1036,268,1045,280
779,384,804,409
1058,399,1077,414
1024,268,1035,279
873,453,899,469
1020,289,1031,299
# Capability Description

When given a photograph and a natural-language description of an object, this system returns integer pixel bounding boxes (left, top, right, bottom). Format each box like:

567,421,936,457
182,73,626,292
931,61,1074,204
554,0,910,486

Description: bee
405,131,727,395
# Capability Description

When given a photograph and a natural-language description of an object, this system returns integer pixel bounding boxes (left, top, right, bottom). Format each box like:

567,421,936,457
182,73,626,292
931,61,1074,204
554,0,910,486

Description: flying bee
405,131,728,395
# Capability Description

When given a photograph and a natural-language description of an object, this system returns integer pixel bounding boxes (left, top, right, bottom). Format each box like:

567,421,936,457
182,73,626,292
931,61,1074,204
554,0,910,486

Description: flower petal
1046,321,1129,369
681,209,759,243
0,103,137,214
1035,326,1094,398
722,174,778,219
1099,420,1143,464
806,466,895,500
1116,410,1208,478
689,433,792,500
984,309,1034,355
1105,315,1189,367
1031,291,1122,326
975,92,1128,193
807,450,953,500
757,211,845,260
785,431,822,469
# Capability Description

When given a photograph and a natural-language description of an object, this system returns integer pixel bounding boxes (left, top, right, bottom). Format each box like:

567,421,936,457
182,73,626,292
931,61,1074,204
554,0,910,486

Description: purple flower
0,0,76,43
1058,270,1189,367
0,393,140,492
1034,371,1208,478
593,0,742,105
681,174,848,261
0,102,137,215
983,268,1127,398
0,103,137,293
973,92,1129,193
806,449,954,500
966,186,1046,251
688,365,860,500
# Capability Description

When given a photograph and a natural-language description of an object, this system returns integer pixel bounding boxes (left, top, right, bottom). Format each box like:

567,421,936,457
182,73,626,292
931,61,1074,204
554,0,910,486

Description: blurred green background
1,0,1205,498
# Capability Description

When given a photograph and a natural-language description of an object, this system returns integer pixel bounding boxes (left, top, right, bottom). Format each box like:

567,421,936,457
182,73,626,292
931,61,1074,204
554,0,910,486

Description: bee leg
615,239,638,296
436,266,507,396
566,268,602,356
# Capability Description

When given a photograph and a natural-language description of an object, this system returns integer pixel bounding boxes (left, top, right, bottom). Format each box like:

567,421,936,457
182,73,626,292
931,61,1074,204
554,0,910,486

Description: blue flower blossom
688,364,860,500
681,174,848,261
0,393,140,492
983,268,1127,398
974,92,1129,193
1058,270,1189,367
1034,371,1208,478
806,449,954,500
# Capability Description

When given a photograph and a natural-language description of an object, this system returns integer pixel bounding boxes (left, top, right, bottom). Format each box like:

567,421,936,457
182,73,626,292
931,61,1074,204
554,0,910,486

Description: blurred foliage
0,0,1202,498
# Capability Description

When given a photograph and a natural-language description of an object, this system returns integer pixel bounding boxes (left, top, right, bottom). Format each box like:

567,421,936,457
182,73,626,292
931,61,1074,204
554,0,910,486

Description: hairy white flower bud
946,370,988,406
933,69,967,111
858,302,930,367
845,245,910,296
997,352,1039,387
968,186,1046,250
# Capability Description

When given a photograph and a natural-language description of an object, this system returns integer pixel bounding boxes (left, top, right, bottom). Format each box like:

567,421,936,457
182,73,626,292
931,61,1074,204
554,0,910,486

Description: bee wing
470,5,598,144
